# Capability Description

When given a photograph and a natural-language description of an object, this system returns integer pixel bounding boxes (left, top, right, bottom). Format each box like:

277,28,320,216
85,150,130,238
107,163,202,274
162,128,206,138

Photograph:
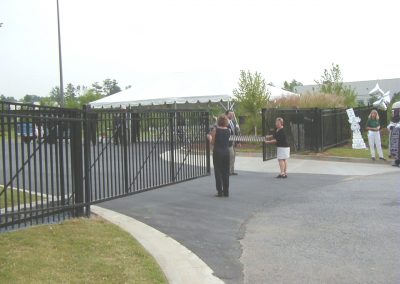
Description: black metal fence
0,102,210,231
262,106,387,160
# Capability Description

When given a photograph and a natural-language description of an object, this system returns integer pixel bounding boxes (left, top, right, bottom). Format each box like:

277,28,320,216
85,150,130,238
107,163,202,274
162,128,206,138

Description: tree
283,79,303,92
49,86,62,106
91,82,103,95
102,79,121,96
21,94,42,104
233,70,269,135
40,96,60,107
78,89,104,106
0,94,17,102
65,83,76,101
315,63,357,107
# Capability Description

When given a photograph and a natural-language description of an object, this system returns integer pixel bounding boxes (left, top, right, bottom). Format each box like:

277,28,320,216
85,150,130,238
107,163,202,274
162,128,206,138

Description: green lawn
324,146,390,159
0,217,167,284
0,186,39,209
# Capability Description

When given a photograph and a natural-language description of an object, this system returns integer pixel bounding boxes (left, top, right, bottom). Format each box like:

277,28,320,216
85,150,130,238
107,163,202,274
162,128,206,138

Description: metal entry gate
0,102,210,231
85,108,211,205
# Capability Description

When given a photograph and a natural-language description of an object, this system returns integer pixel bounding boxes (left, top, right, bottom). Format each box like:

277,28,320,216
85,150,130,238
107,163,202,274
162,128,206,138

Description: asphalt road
100,167,400,284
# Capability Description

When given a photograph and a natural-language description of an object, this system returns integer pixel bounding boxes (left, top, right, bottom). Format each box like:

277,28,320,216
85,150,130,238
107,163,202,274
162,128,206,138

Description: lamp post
56,0,65,107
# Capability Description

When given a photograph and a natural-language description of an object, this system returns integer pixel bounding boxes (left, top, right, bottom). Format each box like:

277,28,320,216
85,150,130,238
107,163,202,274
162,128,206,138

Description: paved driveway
100,158,400,283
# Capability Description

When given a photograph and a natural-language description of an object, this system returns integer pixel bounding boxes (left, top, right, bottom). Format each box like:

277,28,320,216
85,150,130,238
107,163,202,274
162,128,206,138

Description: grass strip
0,185,39,209
0,217,167,283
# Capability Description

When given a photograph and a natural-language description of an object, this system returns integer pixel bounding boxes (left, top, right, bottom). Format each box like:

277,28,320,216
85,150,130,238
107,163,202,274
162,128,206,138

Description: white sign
346,108,366,149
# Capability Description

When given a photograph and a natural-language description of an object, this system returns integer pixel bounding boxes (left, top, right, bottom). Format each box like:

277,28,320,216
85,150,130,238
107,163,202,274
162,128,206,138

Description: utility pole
56,0,65,107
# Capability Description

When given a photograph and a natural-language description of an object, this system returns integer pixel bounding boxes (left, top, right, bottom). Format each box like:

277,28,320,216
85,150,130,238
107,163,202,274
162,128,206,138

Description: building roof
294,78,400,101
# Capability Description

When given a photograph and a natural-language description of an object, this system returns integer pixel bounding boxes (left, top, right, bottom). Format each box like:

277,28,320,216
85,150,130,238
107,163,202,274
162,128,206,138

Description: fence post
82,106,91,217
71,109,84,217
169,112,175,182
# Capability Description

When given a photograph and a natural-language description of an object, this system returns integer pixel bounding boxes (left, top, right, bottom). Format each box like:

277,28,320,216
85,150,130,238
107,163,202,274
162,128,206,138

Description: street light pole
56,0,65,107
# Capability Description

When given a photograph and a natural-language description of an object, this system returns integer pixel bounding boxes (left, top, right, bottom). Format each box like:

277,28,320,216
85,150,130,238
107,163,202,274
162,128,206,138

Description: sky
0,0,399,99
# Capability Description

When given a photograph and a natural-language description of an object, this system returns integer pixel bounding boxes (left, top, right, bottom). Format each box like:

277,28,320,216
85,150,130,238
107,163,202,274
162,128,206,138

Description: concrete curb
91,206,224,284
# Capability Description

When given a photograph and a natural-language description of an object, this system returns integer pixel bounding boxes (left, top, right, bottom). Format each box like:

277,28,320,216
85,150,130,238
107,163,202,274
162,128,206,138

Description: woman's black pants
213,151,230,196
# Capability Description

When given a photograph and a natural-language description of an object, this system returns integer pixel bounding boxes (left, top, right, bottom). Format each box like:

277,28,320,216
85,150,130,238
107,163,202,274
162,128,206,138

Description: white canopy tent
89,78,298,109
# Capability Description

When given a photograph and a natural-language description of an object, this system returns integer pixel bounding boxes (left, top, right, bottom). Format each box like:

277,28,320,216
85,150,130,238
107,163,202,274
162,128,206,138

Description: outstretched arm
207,127,216,145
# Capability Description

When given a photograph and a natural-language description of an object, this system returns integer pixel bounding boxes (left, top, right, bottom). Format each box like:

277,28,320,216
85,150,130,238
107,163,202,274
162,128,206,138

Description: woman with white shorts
265,117,290,178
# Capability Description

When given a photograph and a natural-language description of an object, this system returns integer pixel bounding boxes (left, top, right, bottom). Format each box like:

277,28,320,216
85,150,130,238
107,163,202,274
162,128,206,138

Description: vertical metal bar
157,112,162,186
7,109,14,228
89,111,95,202
126,111,132,192
139,111,143,190
117,112,122,196
144,112,148,189
101,111,106,200
37,112,44,224
149,112,153,187
133,112,138,192
20,113,27,226
205,112,211,173
151,111,155,187
113,112,118,197
65,119,71,213
145,111,149,189
54,114,61,221
0,103,6,226
94,111,100,201
262,109,266,161
58,112,66,207
106,112,111,199
169,112,175,182
123,110,129,194
162,112,167,184
13,111,21,227
26,111,34,226
82,106,91,216
49,114,56,223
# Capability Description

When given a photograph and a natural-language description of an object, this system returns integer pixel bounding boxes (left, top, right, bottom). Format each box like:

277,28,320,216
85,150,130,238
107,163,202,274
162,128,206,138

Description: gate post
82,105,91,216
71,109,84,217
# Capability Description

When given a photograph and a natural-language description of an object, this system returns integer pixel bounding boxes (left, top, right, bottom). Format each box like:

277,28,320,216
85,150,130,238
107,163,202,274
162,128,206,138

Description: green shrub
269,92,346,109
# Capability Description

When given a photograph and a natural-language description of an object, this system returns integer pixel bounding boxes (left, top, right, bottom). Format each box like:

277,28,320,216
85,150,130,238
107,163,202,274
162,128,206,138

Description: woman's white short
277,147,290,160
